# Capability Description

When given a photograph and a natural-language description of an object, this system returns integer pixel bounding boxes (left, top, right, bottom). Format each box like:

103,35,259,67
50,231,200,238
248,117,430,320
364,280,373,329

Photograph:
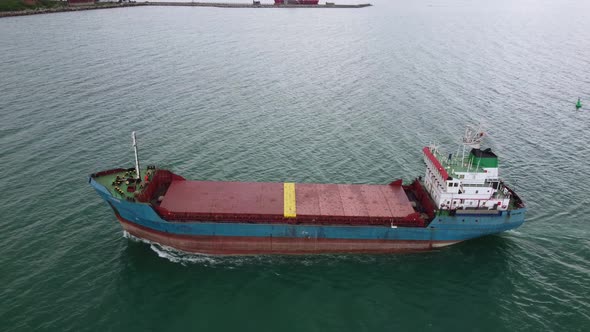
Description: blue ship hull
90,177,526,254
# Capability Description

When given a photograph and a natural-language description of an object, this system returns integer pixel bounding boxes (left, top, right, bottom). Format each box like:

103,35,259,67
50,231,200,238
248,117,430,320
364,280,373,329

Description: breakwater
0,1,371,18
0,3,144,17
147,2,372,8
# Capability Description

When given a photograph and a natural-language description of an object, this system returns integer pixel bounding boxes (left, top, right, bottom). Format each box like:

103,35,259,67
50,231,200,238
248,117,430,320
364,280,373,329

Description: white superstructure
423,126,512,211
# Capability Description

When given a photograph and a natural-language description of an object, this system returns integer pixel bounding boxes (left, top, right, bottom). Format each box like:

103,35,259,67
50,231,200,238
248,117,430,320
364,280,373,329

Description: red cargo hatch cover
160,180,283,216
295,183,415,218
160,180,415,220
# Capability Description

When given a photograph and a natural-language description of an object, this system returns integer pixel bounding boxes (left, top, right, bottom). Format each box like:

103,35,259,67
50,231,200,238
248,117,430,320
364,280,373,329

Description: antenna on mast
461,124,485,164
462,124,485,149
132,131,141,180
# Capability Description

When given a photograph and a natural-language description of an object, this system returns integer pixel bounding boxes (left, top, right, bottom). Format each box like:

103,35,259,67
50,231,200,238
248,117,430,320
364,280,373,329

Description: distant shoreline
0,3,144,18
0,2,371,18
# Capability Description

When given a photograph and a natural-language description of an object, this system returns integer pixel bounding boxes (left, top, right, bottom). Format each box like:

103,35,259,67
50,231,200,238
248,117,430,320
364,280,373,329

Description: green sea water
1,0,590,330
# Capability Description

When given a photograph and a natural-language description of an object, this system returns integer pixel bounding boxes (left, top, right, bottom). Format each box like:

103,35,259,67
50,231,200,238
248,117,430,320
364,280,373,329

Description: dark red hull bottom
117,216,458,255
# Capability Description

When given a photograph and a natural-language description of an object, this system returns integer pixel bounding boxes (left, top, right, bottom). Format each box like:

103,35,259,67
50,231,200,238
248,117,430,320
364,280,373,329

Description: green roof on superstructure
468,148,498,168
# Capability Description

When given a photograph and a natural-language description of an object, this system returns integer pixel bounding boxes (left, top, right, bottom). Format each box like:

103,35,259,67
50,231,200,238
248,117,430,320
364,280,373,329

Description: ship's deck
159,180,416,220
430,149,486,175
93,168,152,200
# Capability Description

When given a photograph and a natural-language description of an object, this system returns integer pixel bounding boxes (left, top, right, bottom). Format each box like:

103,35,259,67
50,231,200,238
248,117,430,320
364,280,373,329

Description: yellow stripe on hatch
283,182,297,218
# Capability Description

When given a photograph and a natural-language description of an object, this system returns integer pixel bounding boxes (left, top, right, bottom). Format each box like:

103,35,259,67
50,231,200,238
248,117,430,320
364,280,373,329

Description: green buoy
576,97,582,110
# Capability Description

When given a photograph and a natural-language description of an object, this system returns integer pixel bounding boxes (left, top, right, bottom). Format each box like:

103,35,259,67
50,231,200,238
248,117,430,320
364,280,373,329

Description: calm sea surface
1,0,590,330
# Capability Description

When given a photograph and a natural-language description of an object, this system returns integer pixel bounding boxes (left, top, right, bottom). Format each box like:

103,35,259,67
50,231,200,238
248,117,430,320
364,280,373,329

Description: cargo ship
89,127,525,255
274,0,319,5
